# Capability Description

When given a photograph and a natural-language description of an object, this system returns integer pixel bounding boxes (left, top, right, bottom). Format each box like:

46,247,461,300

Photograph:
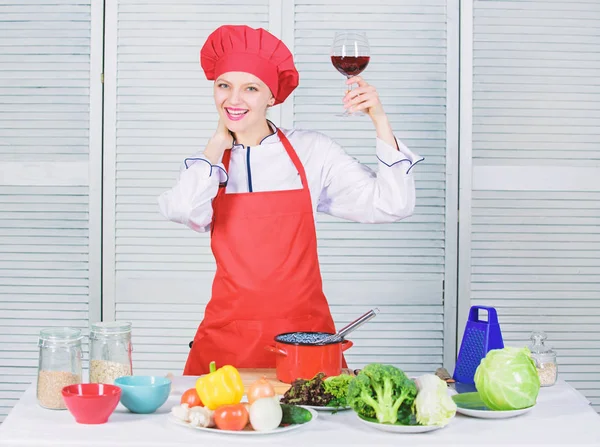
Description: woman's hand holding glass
343,76,386,121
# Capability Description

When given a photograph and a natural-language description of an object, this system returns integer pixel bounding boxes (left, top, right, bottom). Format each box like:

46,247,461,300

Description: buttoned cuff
375,137,424,174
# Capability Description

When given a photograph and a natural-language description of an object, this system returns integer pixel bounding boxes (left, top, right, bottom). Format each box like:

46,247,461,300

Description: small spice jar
528,331,558,387
37,328,83,409
89,321,133,384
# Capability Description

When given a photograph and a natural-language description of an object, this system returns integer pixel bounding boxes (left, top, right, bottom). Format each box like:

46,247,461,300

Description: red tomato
214,404,249,431
180,388,202,408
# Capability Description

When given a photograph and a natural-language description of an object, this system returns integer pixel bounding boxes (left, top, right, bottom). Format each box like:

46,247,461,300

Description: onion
249,396,282,431
247,376,276,405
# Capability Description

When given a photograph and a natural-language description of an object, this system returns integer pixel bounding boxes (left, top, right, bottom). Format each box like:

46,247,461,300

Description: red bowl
62,383,121,424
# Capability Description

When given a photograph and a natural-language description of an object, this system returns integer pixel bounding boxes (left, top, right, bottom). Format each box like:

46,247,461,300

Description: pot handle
341,340,353,352
264,345,287,356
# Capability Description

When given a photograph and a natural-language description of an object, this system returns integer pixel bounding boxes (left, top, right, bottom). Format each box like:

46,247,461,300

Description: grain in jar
36,328,83,409
528,331,558,387
89,359,132,384
89,322,133,384
37,370,81,410
536,362,558,387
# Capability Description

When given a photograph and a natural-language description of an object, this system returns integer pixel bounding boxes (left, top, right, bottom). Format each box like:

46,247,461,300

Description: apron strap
215,149,232,200
222,146,232,169
276,129,309,190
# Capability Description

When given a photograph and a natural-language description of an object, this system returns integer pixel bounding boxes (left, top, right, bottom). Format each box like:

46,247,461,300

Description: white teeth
226,108,248,116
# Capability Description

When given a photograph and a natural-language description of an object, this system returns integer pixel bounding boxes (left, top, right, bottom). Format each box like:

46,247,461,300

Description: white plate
456,405,534,419
168,406,318,436
302,405,351,412
452,392,535,419
356,414,446,434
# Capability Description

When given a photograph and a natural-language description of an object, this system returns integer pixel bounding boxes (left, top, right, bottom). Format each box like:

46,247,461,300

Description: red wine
331,56,370,77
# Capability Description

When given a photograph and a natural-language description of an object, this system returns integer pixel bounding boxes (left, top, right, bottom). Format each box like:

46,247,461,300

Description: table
1,377,599,447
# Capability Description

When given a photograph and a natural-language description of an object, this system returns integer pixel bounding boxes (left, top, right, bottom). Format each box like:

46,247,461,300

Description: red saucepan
265,331,353,384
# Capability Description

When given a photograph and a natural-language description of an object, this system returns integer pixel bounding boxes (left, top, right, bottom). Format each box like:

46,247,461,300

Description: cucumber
280,404,312,425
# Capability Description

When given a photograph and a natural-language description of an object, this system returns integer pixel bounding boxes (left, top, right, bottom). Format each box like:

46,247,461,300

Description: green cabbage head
474,347,540,411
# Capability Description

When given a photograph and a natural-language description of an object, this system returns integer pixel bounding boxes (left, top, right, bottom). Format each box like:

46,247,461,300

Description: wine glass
330,31,370,117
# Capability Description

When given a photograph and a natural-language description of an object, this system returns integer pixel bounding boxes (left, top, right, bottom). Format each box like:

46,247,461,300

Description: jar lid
90,321,132,337
528,331,554,355
38,328,83,346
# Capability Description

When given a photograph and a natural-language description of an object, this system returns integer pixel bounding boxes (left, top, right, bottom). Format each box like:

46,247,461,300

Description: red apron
184,130,343,375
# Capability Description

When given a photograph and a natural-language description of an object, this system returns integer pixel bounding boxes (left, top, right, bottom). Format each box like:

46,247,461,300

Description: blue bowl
113,376,171,414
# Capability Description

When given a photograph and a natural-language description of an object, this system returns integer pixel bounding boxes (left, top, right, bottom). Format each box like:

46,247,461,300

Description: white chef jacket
157,122,424,233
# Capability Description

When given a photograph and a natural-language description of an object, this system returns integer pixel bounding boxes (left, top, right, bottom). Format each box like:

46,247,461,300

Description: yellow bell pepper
195,361,245,410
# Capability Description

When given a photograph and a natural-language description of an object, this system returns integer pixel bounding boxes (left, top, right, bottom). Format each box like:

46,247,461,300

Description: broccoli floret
347,363,417,425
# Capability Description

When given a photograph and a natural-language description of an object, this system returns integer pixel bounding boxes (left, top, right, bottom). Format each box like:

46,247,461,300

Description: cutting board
238,368,356,395
238,369,290,395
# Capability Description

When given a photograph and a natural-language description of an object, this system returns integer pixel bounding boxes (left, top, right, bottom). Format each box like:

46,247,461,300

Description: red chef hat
200,25,299,105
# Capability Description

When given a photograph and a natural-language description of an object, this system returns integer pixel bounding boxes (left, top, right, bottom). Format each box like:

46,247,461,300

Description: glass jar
528,331,558,387
37,328,83,409
89,321,133,384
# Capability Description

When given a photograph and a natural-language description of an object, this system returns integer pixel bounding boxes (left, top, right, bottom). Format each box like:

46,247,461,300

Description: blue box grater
453,305,504,385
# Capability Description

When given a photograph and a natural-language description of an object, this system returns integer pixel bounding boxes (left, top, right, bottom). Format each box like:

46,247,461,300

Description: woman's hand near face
204,118,234,164
343,76,398,150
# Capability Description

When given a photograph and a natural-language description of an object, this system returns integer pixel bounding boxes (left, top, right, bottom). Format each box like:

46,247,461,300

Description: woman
158,25,423,375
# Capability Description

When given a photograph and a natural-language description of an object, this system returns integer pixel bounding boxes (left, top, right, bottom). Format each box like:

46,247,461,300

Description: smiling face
213,71,275,135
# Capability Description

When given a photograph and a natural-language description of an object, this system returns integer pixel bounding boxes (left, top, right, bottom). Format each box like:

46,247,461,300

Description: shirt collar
231,119,280,148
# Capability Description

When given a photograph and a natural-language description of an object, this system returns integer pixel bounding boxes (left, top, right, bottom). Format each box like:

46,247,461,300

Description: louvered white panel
293,0,450,376
0,186,92,423
473,0,600,164
0,0,101,423
468,0,600,410
105,1,271,375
